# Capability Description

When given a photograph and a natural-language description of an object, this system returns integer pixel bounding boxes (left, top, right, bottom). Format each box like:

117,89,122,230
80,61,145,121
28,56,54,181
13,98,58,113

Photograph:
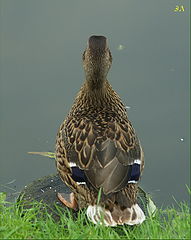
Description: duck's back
58,82,142,196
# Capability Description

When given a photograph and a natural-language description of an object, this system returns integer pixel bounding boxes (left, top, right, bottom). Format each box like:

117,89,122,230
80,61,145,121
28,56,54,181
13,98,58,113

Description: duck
55,35,145,226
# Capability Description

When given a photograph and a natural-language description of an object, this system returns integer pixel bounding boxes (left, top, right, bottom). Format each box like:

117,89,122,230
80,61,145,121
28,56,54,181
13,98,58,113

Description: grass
0,192,190,239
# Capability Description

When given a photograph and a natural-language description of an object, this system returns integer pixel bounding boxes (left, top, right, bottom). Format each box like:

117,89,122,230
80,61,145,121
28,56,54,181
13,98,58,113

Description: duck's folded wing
66,118,143,194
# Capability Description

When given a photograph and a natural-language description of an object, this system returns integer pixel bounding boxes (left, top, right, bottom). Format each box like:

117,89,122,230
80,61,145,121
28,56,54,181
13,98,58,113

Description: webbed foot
57,192,78,210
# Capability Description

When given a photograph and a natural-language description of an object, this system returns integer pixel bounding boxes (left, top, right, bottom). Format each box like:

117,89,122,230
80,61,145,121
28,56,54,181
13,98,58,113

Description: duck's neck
85,72,106,91
80,79,113,107
72,79,125,113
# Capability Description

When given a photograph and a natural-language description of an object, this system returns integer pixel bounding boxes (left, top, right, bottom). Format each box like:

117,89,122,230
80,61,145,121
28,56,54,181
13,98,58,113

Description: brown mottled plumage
56,36,145,226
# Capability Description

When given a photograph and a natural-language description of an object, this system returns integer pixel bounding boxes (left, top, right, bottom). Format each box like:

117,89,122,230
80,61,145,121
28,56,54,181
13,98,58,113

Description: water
0,0,190,207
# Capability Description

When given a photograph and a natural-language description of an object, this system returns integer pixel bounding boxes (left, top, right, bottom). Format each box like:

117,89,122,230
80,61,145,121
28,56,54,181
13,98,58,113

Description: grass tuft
0,193,190,239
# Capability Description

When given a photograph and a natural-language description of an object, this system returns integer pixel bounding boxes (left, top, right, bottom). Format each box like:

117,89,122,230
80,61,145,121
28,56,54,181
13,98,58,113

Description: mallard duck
55,35,145,226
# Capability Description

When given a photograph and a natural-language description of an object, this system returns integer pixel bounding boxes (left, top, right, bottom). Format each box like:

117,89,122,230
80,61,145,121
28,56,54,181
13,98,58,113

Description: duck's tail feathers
86,203,145,226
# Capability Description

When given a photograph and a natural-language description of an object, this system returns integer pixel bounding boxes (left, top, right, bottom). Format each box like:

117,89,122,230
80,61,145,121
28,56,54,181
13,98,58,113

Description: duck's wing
63,117,144,195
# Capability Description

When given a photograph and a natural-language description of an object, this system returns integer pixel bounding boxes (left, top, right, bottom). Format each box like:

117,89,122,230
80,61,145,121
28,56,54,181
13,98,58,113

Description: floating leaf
28,152,55,159
117,44,125,51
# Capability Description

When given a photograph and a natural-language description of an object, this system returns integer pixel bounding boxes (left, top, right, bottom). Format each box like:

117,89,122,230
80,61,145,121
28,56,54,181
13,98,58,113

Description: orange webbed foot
57,192,78,210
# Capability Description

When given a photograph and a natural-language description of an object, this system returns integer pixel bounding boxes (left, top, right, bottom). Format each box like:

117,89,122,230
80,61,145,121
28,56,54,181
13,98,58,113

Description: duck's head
83,35,112,81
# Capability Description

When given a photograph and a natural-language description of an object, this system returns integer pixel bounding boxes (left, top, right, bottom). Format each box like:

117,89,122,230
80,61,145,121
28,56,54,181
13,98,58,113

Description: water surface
0,0,190,207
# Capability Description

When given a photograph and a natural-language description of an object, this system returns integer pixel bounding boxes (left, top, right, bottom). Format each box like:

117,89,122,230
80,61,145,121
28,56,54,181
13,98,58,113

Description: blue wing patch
128,163,140,183
71,167,86,183
71,162,141,185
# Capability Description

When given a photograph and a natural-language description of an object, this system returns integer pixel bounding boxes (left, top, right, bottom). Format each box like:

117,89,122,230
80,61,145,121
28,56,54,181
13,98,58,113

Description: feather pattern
56,35,145,226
